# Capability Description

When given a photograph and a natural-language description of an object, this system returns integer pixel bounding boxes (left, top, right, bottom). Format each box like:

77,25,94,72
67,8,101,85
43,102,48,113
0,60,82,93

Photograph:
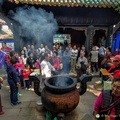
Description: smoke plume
10,6,58,47
53,77,70,87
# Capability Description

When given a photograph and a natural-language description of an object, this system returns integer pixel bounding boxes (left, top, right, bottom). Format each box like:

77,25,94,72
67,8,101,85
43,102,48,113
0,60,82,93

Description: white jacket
40,60,55,78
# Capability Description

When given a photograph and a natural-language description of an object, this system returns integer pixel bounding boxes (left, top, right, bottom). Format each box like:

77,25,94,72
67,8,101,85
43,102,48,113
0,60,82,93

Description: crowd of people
1,41,120,119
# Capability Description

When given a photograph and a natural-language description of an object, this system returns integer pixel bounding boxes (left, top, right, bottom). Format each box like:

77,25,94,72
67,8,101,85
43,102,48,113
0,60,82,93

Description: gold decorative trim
8,0,118,8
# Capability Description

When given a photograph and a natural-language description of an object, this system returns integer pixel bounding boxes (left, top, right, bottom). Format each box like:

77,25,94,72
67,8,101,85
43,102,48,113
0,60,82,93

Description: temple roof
8,0,120,8
3,1,120,26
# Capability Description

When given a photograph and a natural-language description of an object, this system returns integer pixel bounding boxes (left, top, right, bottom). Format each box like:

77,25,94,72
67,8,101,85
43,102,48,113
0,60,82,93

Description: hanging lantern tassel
0,95,4,115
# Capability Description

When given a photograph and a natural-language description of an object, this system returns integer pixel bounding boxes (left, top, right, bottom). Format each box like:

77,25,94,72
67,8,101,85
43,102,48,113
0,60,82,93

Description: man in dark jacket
7,57,21,105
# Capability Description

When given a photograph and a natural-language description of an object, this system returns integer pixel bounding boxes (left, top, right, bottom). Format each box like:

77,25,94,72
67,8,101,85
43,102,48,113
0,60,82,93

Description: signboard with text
53,34,71,43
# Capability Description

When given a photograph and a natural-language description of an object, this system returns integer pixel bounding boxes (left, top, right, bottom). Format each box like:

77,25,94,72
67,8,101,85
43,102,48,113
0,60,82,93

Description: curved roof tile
8,0,120,8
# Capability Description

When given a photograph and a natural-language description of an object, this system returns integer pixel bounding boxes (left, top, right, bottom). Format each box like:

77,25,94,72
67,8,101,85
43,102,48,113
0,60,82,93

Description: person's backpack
80,62,87,71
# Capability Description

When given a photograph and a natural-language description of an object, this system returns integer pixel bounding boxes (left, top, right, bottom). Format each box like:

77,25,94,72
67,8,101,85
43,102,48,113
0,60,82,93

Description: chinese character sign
0,50,7,69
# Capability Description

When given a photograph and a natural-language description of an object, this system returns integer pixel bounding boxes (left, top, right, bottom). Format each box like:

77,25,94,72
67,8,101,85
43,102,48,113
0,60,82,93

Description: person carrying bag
94,77,120,120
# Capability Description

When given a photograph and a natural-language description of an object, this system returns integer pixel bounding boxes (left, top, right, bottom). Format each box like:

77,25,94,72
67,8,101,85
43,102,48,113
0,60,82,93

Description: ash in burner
49,77,73,87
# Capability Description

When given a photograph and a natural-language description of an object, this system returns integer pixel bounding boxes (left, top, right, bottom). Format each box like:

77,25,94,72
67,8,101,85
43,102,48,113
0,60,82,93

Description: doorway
93,30,106,47
59,28,86,48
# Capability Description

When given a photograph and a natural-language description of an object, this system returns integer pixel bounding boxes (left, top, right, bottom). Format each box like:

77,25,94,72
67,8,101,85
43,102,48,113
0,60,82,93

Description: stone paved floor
0,69,101,120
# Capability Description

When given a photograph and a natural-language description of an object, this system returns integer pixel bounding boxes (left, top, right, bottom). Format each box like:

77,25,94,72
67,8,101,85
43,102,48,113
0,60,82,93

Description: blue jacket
7,65,19,83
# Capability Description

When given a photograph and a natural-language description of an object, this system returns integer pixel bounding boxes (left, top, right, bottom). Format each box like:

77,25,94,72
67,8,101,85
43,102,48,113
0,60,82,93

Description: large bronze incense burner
29,74,92,114
42,76,79,113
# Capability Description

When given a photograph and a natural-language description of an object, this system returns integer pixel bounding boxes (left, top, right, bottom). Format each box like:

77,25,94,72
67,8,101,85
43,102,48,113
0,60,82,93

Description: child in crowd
22,64,32,90
35,59,40,69
17,54,24,89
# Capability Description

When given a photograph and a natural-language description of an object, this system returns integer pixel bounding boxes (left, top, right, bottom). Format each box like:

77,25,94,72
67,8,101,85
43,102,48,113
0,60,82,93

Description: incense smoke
10,6,58,47
54,77,70,87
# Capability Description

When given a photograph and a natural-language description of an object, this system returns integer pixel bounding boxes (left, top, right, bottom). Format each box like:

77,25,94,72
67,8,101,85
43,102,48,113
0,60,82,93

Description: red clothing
8,61,24,69
108,65,120,77
8,61,11,65
18,57,24,68
1,47,12,54
113,70,120,78
8,62,24,69
94,92,118,120
1,47,12,60
35,62,40,69
52,57,60,69
108,65,116,73
8,57,24,69
22,69,31,79
14,63,24,69
8,61,24,68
